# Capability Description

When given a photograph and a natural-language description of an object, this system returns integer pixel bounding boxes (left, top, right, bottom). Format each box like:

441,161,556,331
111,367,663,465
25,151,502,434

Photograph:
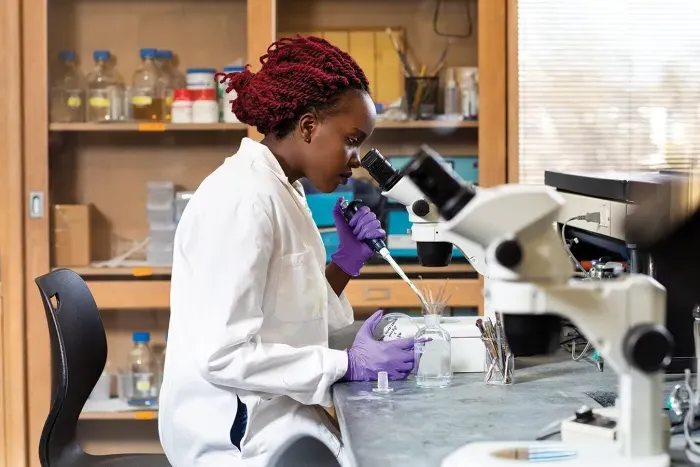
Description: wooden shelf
80,410,158,421
49,122,248,132
63,262,472,278
80,276,480,310
49,120,477,133
376,120,477,129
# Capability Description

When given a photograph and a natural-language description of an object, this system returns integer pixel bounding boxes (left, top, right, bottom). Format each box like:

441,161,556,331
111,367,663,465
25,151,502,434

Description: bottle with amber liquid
132,48,162,121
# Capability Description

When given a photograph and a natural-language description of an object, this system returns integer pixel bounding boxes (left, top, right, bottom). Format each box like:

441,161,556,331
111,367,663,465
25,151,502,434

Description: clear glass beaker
482,337,514,385
414,314,453,388
373,312,418,341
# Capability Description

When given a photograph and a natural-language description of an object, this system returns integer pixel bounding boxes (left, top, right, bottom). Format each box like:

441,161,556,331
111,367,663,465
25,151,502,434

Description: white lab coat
158,138,355,466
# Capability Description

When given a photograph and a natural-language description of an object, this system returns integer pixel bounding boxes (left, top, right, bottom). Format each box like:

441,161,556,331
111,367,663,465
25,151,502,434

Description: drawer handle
363,287,391,301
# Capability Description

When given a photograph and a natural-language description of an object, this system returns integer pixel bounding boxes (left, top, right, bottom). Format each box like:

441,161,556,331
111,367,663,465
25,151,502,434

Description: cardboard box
53,204,91,267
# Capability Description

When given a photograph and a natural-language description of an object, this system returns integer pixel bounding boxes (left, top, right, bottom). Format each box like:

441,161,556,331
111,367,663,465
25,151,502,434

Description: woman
158,36,416,467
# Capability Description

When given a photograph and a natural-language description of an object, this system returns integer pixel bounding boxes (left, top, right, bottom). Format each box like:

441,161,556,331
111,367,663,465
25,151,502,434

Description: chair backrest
35,268,108,466
267,435,341,467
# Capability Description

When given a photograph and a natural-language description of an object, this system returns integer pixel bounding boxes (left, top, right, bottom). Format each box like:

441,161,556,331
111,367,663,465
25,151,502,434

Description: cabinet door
0,0,28,463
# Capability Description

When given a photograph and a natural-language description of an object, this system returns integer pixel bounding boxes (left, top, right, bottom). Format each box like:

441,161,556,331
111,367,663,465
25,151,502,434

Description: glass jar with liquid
50,50,85,123
127,331,158,407
86,50,125,122
414,314,453,388
155,49,184,122
132,48,162,121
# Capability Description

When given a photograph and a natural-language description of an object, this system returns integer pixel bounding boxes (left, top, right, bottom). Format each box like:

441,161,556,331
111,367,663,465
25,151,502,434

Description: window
517,0,700,185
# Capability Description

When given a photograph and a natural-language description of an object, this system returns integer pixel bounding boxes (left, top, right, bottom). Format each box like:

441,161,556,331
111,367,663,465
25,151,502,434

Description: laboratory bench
332,353,694,467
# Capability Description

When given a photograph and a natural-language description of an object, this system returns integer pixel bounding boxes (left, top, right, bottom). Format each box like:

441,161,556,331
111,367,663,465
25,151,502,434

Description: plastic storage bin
147,181,175,206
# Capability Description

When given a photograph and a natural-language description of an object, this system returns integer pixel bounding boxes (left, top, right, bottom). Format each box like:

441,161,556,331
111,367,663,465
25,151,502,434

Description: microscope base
441,441,670,467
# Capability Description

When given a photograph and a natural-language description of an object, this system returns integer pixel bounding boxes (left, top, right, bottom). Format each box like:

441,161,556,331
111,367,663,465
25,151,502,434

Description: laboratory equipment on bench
477,316,514,385
414,312,453,388
400,145,674,467
373,371,393,393
381,154,478,261
545,169,696,374
362,147,557,358
361,148,487,274
378,313,486,373
340,198,428,309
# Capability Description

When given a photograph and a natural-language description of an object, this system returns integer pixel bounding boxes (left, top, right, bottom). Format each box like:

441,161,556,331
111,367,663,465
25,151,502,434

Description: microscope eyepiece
402,145,476,220
361,148,402,191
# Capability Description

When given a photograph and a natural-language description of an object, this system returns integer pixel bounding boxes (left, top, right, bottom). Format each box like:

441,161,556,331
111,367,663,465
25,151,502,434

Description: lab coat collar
237,137,307,204
236,138,326,265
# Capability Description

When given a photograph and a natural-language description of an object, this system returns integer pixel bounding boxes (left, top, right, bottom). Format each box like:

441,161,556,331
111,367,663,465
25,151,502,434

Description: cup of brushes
477,314,514,385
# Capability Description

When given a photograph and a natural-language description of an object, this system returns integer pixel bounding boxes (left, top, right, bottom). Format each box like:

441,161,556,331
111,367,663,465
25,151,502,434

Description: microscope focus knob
412,199,431,217
623,324,674,374
494,239,522,269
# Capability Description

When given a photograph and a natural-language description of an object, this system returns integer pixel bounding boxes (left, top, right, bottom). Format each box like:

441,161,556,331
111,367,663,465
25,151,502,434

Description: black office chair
267,434,341,467
35,268,170,467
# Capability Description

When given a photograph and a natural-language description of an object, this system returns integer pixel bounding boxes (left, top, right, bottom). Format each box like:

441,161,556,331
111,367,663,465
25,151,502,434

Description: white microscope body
360,149,489,276
399,147,673,467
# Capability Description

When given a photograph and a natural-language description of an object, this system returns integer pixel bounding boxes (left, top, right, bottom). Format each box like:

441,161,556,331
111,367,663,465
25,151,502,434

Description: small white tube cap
373,370,393,393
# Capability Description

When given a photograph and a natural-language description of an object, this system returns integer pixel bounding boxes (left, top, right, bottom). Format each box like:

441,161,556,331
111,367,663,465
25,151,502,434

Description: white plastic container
220,65,245,123
175,191,194,224
149,223,176,247
146,181,175,205
147,204,175,226
456,67,479,120
393,315,486,373
147,243,174,267
171,88,193,123
186,67,217,90
192,88,219,123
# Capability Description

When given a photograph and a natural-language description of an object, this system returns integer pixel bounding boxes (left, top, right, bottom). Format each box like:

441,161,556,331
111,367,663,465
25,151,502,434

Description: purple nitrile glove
343,310,416,382
330,197,387,277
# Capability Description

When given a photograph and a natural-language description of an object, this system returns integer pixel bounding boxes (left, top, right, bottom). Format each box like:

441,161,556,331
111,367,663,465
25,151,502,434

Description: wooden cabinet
3,0,508,464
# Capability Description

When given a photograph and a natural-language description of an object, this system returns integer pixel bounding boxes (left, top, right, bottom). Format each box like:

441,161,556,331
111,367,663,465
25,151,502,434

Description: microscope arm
381,175,490,276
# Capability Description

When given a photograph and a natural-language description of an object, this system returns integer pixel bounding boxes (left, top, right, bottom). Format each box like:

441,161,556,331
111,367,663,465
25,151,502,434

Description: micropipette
341,199,429,310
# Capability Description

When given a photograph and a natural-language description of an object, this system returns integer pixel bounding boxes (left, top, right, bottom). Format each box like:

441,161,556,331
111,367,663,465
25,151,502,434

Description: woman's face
298,90,376,193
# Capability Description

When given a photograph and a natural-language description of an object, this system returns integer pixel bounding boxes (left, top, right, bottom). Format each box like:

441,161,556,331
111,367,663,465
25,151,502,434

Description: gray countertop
332,353,691,467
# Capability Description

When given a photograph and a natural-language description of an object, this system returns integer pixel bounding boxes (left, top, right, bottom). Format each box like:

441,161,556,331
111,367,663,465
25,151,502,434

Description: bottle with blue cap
132,48,162,122
155,50,186,122
127,331,158,406
50,50,85,123
86,50,125,122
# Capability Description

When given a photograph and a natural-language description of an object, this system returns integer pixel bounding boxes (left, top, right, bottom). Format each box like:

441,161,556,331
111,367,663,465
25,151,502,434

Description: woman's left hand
330,197,386,277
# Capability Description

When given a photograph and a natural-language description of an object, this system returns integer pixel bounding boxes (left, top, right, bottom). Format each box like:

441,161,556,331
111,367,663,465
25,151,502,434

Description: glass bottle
155,50,176,122
127,331,158,407
158,49,186,88
132,48,162,121
50,50,85,123
443,67,461,118
86,50,125,122
414,314,453,388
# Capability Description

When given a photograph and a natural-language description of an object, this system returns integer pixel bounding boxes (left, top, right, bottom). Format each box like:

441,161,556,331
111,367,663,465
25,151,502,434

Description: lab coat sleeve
189,200,348,407
326,283,354,333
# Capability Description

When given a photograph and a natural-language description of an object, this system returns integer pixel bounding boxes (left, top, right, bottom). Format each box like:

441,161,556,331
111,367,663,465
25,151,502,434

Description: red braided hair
215,35,370,137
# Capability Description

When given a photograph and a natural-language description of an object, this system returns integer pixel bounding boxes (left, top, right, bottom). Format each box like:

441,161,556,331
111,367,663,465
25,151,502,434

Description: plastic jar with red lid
171,89,193,124
192,88,219,124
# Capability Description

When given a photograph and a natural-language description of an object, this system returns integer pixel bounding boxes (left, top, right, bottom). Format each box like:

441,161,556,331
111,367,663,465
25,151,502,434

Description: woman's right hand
342,310,416,381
